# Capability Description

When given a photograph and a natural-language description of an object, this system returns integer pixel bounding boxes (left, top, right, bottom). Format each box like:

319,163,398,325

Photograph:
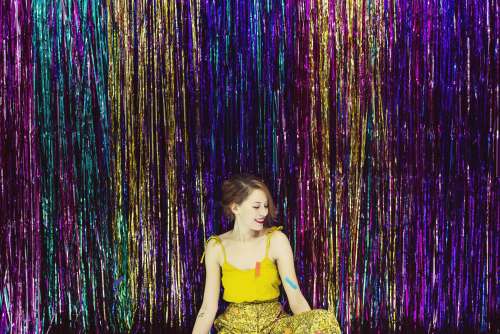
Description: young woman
192,174,341,334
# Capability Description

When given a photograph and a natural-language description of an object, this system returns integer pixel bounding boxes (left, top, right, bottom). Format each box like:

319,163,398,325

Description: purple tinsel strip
1,0,39,333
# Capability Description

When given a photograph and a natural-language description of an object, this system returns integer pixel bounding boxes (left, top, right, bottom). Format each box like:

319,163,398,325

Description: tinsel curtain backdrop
0,0,498,333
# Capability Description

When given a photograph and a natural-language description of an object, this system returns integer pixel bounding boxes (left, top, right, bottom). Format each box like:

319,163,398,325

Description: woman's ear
230,203,239,216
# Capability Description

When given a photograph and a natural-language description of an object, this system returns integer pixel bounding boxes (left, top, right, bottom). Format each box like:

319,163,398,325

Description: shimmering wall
0,0,498,332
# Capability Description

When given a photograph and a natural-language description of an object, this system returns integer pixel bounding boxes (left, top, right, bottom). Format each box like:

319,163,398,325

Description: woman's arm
272,231,312,314
192,239,221,334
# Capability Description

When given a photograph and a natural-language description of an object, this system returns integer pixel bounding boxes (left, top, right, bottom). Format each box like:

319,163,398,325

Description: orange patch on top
255,261,261,277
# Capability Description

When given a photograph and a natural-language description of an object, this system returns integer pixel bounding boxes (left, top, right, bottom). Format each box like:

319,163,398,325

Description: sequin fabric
214,299,342,333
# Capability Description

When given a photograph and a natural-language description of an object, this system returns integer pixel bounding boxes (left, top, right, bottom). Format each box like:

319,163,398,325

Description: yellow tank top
200,226,283,303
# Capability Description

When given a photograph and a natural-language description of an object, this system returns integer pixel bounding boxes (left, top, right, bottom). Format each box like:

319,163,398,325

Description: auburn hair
221,173,277,225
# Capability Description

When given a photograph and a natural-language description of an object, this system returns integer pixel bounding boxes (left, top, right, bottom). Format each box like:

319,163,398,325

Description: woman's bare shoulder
205,233,225,252
204,236,224,266
269,229,290,252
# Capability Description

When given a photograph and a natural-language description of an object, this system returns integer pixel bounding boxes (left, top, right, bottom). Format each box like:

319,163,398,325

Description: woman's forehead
246,189,268,202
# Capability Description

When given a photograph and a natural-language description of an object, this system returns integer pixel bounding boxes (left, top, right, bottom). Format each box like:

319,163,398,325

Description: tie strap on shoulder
200,235,227,264
265,226,284,257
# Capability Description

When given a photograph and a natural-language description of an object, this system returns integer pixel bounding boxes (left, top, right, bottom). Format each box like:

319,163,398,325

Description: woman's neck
231,220,265,242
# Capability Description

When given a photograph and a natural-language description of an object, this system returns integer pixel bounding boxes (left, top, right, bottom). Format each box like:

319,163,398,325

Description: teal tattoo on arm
285,276,298,289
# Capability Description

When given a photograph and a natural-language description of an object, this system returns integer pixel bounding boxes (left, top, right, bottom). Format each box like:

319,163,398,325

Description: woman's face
232,189,269,231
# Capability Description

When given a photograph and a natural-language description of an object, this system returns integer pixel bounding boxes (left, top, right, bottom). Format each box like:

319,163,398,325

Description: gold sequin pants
214,299,342,333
